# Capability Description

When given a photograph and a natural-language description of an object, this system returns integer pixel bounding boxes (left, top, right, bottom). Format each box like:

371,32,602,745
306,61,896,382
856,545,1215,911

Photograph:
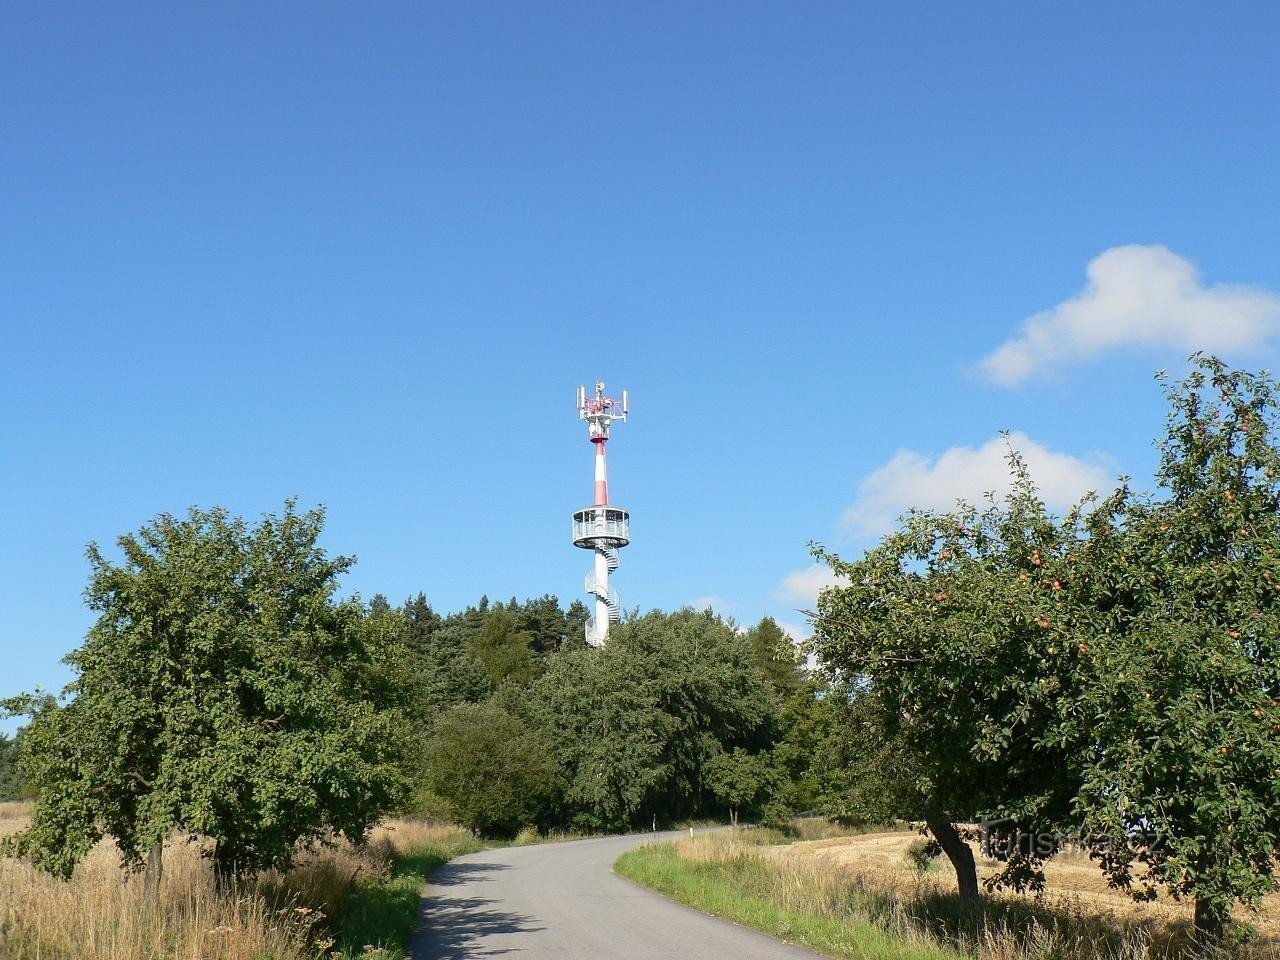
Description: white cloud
775,618,812,643
842,432,1112,537
689,596,735,616
777,565,847,606
981,245,1280,387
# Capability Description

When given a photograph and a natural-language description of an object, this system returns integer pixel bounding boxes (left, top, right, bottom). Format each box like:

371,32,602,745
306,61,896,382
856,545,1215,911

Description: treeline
0,729,32,801
0,504,854,884
809,356,1280,942
369,588,850,835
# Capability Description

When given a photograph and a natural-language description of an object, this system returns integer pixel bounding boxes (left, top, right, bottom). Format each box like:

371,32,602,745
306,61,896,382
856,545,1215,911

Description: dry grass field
0,802,466,960
772,829,1280,945
643,827,1280,959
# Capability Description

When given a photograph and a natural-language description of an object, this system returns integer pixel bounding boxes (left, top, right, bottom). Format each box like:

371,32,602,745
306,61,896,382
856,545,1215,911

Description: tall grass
323,821,485,958
0,835,320,960
618,837,960,960
0,805,476,960
618,830,1280,960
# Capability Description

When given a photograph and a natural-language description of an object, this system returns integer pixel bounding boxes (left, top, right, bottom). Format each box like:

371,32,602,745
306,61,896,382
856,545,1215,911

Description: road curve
407,830,826,959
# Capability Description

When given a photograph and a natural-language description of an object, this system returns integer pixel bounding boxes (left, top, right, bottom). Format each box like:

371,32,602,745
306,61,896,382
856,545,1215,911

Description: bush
903,838,936,877
423,702,555,838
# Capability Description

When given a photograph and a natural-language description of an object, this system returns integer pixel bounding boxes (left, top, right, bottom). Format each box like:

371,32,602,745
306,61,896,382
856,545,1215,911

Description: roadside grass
325,823,486,959
616,830,1279,960
615,837,961,960
1,825,323,960
0,804,484,960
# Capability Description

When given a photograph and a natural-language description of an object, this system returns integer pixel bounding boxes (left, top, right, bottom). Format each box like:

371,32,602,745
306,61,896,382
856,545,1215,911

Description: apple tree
810,451,1096,905
1063,357,1280,941
4,502,417,883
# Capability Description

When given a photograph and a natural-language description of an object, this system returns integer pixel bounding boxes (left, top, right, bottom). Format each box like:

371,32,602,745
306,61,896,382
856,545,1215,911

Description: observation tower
572,380,630,646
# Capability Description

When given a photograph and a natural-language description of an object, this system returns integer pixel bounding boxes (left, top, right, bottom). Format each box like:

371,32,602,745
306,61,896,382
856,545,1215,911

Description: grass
616,828,1280,960
1,813,323,959
0,803,484,960
326,822,486,959
787,828,1280,934
776,827,1280,957
615,836,962,960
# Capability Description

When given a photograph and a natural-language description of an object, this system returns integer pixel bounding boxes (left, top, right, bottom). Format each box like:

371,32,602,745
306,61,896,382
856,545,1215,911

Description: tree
529,646,670,830
812,357,1280,939
530,608,776,831
745,617,805,699
469,604,536,689
810,452,1090,906
423,702,555,838
0,729,30,801
4,502,415,882
807,680,924,826
402,597,489,723
705,748,780,826
514,594,574,656
562,599,592,652
1062,358,1280,941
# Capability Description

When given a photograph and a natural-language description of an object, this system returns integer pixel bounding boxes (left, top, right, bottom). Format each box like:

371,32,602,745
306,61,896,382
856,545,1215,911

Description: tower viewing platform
571,506,630,548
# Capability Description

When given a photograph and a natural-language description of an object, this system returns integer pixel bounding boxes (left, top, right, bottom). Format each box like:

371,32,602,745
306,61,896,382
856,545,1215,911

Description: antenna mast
571,380,631,646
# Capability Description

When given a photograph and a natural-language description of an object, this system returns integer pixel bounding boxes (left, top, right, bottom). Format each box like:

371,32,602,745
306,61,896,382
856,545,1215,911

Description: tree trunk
925,814,980,908
144,839,163,905
1193,896,1227,944
212,840,236,890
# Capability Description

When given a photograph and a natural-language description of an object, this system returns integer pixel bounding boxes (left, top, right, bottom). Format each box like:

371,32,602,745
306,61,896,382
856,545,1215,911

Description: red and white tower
572,380,630,646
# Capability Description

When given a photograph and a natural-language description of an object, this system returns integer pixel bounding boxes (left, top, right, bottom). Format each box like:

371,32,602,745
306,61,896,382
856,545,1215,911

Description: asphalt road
406,830,827,959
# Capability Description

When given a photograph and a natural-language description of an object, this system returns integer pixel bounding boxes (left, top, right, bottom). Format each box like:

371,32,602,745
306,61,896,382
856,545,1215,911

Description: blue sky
4,3,1280,729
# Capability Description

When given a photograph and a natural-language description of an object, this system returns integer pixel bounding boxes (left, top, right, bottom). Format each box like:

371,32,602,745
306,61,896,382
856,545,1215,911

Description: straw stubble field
651,825,1280,959
772,829,1280,944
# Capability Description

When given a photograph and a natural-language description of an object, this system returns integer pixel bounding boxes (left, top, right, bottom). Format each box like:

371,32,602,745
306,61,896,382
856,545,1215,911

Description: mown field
780,829,1280,946
0,801,480,960
617,825,1280,960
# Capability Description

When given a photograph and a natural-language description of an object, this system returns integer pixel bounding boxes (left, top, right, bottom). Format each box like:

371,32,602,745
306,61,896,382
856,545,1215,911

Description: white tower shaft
572,380,630,646
593,548,610,645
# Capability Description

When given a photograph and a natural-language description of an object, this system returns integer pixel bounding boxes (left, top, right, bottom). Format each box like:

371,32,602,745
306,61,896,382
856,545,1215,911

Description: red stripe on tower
594,439,609,505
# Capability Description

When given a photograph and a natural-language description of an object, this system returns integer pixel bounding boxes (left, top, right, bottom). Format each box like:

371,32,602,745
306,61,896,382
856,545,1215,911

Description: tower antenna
571,380,630,645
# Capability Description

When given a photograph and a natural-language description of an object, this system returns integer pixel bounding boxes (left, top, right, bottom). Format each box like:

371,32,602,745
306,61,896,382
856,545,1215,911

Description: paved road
407,830,826,959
